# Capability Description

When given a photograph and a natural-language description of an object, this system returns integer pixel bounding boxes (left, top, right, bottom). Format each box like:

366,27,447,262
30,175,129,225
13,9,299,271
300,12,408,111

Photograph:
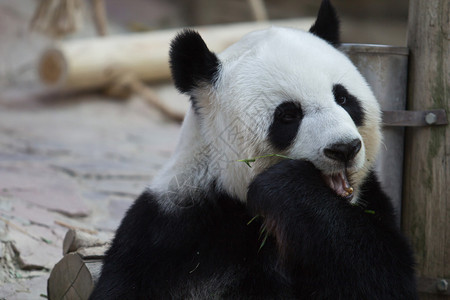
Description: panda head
162,0,381,205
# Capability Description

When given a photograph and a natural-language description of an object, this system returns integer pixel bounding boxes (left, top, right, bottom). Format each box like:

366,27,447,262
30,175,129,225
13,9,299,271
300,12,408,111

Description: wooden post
402,0,450,298
92,0,108,36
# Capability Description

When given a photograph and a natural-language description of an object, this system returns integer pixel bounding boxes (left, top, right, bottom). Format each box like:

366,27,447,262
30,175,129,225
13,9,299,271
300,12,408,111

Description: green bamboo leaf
259,225,267,239
247,215,260,225
237,158,256,168
237,154,293,168
259,231,269,252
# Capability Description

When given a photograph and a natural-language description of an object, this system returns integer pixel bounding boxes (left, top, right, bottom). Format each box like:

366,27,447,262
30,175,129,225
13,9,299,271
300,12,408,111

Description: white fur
151,26,381,207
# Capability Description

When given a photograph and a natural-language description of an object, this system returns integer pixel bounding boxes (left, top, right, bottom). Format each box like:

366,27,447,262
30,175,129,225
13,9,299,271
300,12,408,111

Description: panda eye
333,85,351,107
273,101,303,125
280,111,300,122
332,84,365,127
276,109,301,123
336,95,347,105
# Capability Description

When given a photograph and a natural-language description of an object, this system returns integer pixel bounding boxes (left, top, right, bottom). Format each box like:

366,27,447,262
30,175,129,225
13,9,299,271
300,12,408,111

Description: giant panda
90,1,417,299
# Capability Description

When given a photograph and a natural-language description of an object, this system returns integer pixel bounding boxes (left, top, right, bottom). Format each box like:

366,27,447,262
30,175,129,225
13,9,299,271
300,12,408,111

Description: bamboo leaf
247,215,260,225
237,154,294,168
259,231,269,252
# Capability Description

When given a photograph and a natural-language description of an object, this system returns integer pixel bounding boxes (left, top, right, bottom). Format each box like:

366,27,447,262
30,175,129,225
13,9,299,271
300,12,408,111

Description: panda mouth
322,170,354,200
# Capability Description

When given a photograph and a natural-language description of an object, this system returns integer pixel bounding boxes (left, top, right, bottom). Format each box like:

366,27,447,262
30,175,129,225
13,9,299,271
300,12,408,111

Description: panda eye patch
269,101,303,150
332,84,365,126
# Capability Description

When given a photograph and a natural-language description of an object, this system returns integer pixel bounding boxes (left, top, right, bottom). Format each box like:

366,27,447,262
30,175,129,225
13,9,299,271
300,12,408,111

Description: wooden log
48,230,109,300
47,252,104,300
62,229,111,255
104,71,185,122
38,19,314,91
402,0,450,299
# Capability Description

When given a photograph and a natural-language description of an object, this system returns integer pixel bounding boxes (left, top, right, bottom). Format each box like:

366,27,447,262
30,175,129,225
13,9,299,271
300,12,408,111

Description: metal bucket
341,44,409,224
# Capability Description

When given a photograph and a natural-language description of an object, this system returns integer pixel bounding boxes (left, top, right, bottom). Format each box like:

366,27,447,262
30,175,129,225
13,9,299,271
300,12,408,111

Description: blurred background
1,0,409,93
0,0,409,299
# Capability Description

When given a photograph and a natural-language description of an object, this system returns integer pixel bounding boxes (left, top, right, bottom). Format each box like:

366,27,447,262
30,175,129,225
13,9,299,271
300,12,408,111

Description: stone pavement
0,88,187,299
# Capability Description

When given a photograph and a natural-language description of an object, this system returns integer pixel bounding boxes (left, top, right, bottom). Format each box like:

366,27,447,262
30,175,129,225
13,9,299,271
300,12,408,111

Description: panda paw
247,159,333,219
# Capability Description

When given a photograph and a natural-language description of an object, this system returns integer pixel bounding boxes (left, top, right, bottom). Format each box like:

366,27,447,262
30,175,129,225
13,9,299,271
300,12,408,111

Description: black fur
268,101,303,150
247,160,417,299
91,161,417,299
333,84,365,126
90,185,293,299
309,0,340,46
169,29,220,95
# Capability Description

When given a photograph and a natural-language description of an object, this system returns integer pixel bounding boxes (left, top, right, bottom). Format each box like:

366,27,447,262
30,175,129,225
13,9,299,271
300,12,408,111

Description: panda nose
324,139,362,163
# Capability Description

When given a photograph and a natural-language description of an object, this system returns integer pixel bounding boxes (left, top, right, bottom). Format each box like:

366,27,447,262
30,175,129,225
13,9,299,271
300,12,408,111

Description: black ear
309,0,340,47
169,29,220,94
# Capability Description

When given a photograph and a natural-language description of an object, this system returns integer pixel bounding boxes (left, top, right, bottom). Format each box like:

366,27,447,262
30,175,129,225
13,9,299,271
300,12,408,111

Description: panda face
159,1,381,206
210,27,380,202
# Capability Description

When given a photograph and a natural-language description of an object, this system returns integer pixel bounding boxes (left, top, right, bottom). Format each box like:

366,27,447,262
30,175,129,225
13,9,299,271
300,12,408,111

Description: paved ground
0,1,189,297
0,88,187,299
